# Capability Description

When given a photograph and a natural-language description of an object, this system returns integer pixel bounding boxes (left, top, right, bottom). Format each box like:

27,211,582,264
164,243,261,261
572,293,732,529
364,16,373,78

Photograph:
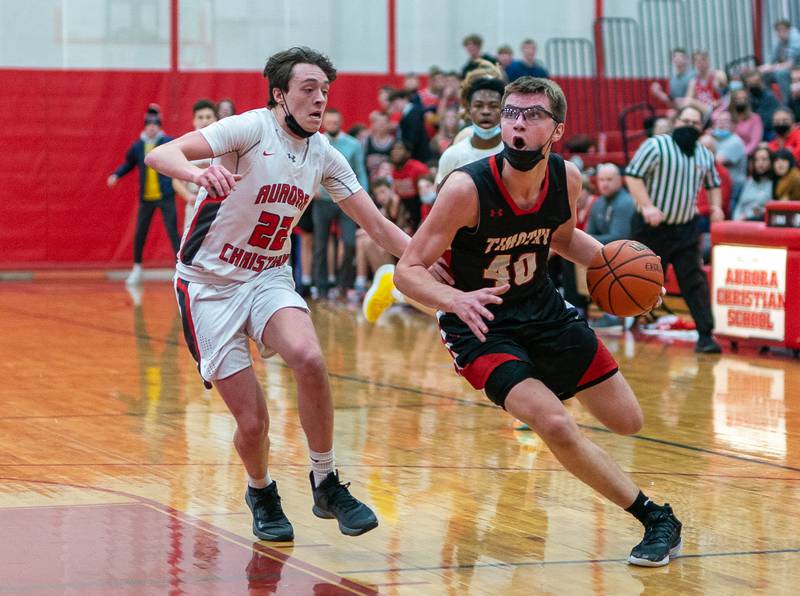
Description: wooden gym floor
1,279,799,595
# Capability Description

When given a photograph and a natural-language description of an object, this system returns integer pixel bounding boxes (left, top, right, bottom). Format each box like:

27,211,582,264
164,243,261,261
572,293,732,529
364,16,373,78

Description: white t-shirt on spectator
435,136,503,187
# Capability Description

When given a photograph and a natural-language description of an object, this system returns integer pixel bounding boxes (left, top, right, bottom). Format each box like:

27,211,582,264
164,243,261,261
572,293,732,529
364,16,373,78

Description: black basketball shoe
245,482,294,541
310,470,379,536
628,504,682,567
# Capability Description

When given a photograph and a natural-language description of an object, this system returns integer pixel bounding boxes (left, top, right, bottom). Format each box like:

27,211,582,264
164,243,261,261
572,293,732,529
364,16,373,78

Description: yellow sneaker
363,264,396,323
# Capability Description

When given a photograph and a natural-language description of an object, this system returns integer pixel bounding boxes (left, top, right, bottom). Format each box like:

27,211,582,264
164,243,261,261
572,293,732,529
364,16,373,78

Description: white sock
309,448,335,486
301,275,312,285
247,471,272,489
131,264,142,274
391,288,406,303
355,275,367,289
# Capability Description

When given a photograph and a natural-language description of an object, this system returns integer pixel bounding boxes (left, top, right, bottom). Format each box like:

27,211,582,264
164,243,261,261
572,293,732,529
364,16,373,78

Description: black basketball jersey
449,152,572,305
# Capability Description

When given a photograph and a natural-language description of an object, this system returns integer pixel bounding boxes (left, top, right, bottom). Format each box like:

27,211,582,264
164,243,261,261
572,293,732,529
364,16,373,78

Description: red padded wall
1,69,400,269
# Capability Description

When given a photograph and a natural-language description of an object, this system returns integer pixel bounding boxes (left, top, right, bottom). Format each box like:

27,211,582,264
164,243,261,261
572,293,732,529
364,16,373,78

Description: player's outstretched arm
395,172,508,342
337,189,410,258
551,161,603,267
145,131,240,198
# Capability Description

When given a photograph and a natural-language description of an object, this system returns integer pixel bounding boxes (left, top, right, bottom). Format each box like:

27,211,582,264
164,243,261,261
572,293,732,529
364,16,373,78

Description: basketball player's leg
497,365,681,566
215,366,271,480
260,305,378,535
261,307,332,452
576,372,643,436
504,377,639,508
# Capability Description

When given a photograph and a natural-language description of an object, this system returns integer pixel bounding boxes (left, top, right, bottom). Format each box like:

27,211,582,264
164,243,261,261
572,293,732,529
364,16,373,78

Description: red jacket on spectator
392,159,429,200
767,126,800,164
696,163,732,218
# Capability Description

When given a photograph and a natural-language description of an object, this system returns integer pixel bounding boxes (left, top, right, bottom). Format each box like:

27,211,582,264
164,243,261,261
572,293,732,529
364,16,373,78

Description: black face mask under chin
672,126,700,156
280,101,315,139
501,139,551,171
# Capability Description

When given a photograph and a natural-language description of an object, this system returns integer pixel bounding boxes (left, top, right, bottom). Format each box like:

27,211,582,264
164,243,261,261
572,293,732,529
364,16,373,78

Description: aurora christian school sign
712,245,787,342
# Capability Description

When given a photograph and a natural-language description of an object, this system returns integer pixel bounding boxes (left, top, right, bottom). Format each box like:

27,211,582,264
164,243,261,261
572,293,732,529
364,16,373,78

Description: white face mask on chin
472,123,501,140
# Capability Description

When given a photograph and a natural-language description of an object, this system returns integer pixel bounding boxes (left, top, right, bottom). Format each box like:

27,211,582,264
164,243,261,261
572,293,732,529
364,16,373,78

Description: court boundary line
0,476,379,596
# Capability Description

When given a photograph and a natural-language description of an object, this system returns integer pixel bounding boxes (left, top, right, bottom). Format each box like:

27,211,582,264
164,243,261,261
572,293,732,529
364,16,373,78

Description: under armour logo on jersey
490,208,504,217
287,153,296,163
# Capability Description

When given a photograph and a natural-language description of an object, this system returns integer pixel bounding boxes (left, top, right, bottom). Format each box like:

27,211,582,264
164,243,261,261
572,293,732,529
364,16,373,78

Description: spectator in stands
418,66,445,110
772,148,800,200
347,122,369,143
496,44,514,71
354,178,410,298
504,39,549,82
587,164,637,329
417,173,437,221
711,110,748,206
363,110,396,181
389,140,429,230
172,99,218,234
733,147,774,221
625,105,723,353
684,50,727,114
742,69,781,138
650,48,695,108
460,33,498,78
312,109,368,299
759,19,800,102
767,108,800,163
729,87,764,154
435,63,505,186
403,72,422,106
389,89,431,163
216,98,236,119
429,107,460,158
107,106,181,286
787,68,800,121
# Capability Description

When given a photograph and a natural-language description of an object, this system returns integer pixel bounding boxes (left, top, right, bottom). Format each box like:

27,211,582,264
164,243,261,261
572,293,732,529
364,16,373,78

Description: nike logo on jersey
263,151,274,156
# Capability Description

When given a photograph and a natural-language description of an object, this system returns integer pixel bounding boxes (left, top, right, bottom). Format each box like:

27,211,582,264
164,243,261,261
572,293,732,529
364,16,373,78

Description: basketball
586,240,664,317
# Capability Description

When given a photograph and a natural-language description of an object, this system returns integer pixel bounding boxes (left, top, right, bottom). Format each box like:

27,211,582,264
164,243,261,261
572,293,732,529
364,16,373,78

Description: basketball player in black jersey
395,77,682,567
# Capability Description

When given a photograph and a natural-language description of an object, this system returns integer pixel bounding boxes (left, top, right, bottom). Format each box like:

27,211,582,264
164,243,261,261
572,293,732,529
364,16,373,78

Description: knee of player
287,345,326,374
237,415,267,441
612,408,644,436
537,413,580,447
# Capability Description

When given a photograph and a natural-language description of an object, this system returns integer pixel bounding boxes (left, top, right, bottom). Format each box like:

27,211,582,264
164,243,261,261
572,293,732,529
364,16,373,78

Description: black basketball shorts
438,294,618,408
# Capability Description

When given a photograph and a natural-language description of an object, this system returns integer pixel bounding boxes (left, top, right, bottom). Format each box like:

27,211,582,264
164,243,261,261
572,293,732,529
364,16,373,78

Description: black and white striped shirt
625,135,721,225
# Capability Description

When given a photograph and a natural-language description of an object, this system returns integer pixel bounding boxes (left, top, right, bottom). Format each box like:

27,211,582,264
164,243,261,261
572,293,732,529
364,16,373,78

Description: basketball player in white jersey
145,47,412,541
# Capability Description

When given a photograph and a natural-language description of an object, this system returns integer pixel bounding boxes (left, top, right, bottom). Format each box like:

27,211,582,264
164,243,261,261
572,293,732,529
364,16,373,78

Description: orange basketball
586,240,664,317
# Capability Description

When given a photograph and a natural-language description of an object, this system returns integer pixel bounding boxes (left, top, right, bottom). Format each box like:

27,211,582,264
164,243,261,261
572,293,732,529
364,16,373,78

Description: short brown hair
502,76,567,123
462,34,483,47
192,98,217,115
263,46,337,108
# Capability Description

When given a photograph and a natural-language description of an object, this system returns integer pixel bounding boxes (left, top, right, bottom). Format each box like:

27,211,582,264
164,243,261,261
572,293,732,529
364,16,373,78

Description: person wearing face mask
143,46,431,544
395,76,684,569
435,65,506,186
711,110,747,198
742,69,781,138
729,87,764,155
625,105,724,354
767,108,800,163
362,65,505,323
772,148,800,200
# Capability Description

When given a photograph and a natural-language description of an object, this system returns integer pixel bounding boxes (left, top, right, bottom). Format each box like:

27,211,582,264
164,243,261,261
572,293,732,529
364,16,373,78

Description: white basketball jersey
176,108,361,284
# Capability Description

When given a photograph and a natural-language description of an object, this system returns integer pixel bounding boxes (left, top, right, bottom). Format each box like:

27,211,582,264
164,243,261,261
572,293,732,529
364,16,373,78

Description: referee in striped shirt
625,105,724,353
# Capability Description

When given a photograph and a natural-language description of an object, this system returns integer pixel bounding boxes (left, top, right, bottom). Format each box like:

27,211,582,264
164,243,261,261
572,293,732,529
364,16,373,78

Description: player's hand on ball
429,257,454,285
446,284,509,343
194,165,242,198
652,286,666,310
642,205,665,227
